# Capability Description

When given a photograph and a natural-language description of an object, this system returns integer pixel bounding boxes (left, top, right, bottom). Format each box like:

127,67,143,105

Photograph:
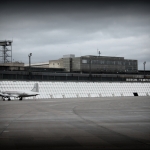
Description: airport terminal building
0,53,145,81
49,54,138,73
0,51,138,74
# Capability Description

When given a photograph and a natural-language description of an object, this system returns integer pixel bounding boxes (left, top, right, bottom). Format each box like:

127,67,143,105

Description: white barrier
0,81,150,99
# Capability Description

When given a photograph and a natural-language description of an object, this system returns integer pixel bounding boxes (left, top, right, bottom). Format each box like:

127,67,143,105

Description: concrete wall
63,58,71,72
72,57,81,72
49,59,64,68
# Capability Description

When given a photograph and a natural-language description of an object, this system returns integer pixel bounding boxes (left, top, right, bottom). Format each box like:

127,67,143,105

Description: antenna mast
97,49,101,57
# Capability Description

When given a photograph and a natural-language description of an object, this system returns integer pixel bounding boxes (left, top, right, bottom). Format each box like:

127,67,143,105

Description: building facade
49,55,138,73
0,62,24,71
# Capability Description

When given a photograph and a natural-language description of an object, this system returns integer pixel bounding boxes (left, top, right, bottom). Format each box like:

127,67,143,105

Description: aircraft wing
0,93,9,97
0,92,19,98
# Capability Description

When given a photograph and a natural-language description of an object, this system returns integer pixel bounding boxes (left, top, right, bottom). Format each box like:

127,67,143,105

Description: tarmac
0,96,150,150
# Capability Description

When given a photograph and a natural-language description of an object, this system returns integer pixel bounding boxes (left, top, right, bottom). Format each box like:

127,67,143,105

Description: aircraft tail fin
31,83,39,92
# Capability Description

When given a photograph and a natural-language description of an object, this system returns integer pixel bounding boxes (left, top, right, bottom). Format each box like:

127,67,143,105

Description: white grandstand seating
0,81,150,99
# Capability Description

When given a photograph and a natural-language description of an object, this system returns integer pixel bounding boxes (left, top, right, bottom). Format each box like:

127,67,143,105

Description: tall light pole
97,50,101,73
28,53,32,79
28,53,32,70
143,61,146,76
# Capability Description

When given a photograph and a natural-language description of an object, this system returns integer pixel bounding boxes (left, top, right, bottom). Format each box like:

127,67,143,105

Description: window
118,61,121,65
82,59,87,63
100,61,104,64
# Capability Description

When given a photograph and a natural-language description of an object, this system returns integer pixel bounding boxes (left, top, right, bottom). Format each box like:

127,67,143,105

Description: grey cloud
0,0,150,69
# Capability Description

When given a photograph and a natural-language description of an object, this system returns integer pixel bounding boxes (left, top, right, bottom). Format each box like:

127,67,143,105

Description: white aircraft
0,83,39,101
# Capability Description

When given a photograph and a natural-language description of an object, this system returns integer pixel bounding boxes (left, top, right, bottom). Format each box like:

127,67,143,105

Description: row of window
82,59,137,65
53,63,60,65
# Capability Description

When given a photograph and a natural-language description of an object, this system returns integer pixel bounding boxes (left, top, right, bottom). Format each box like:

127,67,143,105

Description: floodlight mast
97,49,101,57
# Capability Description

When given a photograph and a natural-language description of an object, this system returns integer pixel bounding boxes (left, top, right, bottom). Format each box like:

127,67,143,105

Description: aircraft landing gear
8,97,11,101
19,97,22,101
2,97,5,101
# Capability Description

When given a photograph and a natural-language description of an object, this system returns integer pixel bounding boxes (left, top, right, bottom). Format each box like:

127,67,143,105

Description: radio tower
0,40,13,63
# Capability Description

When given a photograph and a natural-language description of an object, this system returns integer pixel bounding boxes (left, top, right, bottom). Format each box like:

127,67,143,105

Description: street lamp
143,61,146,76
28,53,32,68
97,50,101,73
28,53,32,73
28,53,32,80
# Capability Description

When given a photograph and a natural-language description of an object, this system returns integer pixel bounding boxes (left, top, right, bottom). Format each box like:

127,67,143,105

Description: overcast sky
0,0,150,70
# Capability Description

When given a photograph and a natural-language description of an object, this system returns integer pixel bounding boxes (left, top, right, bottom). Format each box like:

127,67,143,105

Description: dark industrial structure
0,40,13,63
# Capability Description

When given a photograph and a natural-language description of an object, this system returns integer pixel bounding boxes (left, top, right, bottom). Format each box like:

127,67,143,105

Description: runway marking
3,131,9,132
4,124,9,126
36,101,57,102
